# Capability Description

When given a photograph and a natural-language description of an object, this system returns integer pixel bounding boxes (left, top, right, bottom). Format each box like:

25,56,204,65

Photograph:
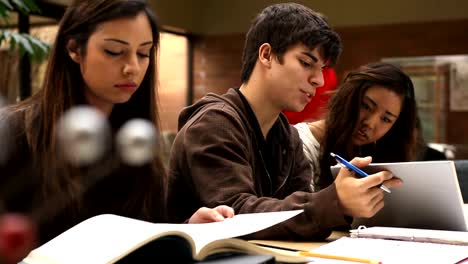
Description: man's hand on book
188,205,235,223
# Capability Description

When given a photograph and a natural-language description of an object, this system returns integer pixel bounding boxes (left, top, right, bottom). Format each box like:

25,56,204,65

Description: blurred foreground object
0,214,36,264
428,143,456,159
56,106,110,167
283,68,338,124
116,119,157,166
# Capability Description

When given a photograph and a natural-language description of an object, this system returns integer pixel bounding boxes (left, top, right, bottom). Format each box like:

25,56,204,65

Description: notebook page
311,237,468,264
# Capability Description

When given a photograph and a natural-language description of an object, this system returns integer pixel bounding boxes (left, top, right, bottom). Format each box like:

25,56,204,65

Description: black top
235,88,282,190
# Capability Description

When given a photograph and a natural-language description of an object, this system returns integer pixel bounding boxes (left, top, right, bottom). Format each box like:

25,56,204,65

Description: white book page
464,204,468,221
24,210,303,264
311,237,468,264
25,215,184,264
176,210,304,253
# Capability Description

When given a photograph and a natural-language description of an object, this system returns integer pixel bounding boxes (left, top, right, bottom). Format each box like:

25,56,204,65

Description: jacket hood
177,89,244,131
177,88,292,141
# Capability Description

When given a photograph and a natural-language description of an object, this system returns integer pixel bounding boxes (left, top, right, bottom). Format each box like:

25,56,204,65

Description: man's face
267,44,325,113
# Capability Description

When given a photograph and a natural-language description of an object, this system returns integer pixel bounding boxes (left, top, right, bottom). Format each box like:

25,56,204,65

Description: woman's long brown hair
316,62,417,189
5,0,166,222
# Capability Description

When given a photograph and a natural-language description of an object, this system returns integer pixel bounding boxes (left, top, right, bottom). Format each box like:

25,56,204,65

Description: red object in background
0,214,36,264
283,68,338,124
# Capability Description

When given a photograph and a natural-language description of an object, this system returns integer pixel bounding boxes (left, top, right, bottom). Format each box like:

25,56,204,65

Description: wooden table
249,231,347,252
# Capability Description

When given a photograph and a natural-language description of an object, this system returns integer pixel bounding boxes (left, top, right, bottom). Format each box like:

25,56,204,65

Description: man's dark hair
240,3,342,83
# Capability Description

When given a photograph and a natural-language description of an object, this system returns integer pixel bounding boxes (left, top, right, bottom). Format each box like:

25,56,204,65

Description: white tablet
332,161,467,231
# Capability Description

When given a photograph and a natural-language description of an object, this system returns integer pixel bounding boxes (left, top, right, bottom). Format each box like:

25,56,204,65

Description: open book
309,226,468,264
22,210,309,264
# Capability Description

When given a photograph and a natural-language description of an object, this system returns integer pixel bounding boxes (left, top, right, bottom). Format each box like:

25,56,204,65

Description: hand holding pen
332,154,400,218
331,153,391,193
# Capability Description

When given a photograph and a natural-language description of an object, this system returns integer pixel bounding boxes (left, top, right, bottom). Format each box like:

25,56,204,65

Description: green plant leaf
1,0,16,26
0,1,11,23
10,0,28,11
18,42,25,57
11,0,40,14
24,0,40,10
0,1,50,62
0,0,14,10
7,31,20,51
27,34,49,53
0,11,10,21
25,34,50,61
18,33,34,55
4,32,31,57
2,30,8,39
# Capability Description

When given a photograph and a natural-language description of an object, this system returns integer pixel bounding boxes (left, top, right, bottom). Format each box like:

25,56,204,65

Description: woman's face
352,85,403,146
69,11,153,114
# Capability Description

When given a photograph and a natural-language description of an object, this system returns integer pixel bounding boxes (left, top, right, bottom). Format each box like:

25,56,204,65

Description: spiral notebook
350,226,468,245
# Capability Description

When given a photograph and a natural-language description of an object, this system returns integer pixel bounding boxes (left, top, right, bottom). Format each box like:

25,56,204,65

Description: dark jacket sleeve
171,104,348,240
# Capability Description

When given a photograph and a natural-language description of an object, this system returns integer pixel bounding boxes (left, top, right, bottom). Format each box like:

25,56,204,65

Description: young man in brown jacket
167,3,400,240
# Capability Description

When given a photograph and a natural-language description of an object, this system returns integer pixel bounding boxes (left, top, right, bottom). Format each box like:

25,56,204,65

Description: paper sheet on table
309,237,468,264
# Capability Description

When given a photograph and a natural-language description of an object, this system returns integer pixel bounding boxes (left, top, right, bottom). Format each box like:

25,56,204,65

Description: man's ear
258,43,273,68
66,39,82,63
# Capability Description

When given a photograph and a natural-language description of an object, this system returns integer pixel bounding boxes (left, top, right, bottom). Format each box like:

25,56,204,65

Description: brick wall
192,34,244,101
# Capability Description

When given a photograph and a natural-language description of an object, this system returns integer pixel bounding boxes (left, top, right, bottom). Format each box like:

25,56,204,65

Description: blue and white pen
330,152,391,193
